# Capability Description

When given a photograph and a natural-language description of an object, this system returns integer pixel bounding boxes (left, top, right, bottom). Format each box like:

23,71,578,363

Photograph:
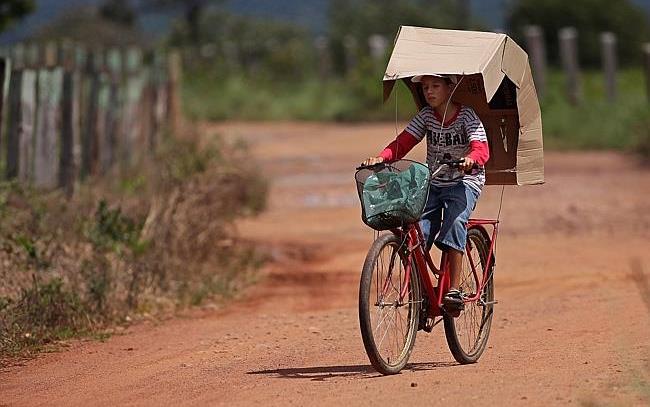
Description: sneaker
443,289,465,311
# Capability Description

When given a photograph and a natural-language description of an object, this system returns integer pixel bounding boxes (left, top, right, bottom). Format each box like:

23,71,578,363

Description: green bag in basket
361,162,429,230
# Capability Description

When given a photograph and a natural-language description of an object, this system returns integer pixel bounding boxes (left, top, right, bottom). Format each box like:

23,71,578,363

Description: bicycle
355,159,498,375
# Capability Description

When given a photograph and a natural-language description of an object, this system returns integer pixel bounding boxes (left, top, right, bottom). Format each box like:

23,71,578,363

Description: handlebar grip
439,159,464,166
356,162,385,171
438,160,480,171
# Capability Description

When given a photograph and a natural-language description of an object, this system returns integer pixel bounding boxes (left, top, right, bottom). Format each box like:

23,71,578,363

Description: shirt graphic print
405,105,488,192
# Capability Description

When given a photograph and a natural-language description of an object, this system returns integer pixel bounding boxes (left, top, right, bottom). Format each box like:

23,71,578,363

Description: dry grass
0,129,268,361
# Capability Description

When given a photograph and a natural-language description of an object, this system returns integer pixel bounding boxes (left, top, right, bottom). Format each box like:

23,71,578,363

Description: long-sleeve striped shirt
380,105,489,192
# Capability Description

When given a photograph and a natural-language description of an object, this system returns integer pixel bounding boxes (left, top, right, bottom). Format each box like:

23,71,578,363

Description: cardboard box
383,26,544,185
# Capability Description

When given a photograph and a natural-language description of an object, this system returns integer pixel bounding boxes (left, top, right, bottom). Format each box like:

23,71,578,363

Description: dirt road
2,122,650,406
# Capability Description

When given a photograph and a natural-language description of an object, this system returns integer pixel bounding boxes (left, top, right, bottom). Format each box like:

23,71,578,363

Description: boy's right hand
360,156,385,167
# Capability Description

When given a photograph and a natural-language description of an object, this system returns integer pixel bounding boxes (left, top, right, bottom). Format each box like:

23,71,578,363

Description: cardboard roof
383,26,544,186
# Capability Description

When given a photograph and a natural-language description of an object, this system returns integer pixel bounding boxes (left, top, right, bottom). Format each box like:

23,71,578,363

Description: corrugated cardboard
383,26,544,185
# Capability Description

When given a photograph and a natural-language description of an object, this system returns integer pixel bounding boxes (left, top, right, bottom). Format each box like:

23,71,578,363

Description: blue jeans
419,183,480,253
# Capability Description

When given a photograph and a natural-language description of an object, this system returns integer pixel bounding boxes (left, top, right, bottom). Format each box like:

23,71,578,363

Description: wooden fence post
600,32,617,103
34,68,63,188
6,70,21,179
121,47,144,167
150,49,168,149
6,69,37,181
343,35,358,75
11,43,25,70
58,40,75,71
368,34,388,62
524,25,547,98
140,49,157,153
96,63,110,175
60,69,80,195
559,27,581,105
43,42,58,67
81,51,101,177
75,45,87,71
314,36,331,80
643,43,650,104
102,47,123,172
59,42,81,195
167,50,182,136
26,43,40,69
0,58,6,161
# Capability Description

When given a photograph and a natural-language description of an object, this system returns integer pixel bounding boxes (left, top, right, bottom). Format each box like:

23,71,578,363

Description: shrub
0,130,268,361
1,277,90,357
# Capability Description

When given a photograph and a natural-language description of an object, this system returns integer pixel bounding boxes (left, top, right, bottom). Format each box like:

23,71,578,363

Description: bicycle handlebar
357,159,478,171
438,159,479,170
356,162,385,171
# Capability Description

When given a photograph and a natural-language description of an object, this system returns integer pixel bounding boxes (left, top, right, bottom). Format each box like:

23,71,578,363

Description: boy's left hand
460,156,475,172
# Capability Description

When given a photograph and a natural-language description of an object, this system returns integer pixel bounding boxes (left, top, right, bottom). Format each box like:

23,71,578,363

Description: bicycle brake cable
496,184,506,222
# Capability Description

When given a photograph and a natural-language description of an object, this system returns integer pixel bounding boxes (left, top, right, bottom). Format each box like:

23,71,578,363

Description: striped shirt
405,105,488,192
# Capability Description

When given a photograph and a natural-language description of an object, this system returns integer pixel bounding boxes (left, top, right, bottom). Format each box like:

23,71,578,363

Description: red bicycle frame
392,218,499,318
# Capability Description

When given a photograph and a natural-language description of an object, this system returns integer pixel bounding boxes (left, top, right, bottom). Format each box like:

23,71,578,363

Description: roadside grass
0,130,268,362
182,66,650,159
181,61,418,123
541,69,649,152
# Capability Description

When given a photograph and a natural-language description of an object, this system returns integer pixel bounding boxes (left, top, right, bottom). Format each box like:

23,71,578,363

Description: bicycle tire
359,233,421,375
443,227,495,364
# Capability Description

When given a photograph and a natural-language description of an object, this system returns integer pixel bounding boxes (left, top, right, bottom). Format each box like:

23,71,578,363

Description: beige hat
411,74,458,84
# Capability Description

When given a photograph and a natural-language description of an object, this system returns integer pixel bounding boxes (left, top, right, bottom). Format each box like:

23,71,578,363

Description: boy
361,74,489,309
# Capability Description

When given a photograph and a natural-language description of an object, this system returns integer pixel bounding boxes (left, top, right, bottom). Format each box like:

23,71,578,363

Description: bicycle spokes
444,228,495,364
360,236,420,373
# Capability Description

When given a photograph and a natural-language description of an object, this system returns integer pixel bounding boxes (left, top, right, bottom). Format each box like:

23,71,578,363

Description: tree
140,0,225,44
0,0,35,33
168,8,316,81
506,0,650,66
327,0,469,74
100,0,136,26
32,9,143,47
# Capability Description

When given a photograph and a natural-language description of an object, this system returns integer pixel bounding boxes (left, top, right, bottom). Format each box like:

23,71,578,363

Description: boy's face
421,76,452,109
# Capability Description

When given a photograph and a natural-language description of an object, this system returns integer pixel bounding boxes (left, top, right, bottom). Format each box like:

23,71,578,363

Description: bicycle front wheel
444,227,495,364
359,233,420,375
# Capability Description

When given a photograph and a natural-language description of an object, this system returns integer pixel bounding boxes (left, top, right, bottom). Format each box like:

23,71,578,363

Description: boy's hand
460,156,475,172
361,156,385,167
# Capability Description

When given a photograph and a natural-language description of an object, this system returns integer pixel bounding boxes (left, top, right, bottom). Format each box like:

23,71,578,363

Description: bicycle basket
355,159,430,230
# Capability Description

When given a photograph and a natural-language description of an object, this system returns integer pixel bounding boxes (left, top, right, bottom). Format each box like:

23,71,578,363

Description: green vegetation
327,0,474,74
183,62,650,153
175,0,649,158
182,59,419,122
32,9,143,47
507,0,650,67
0,0,34,33
541,69,650,152
0,132,268,361
1,277,89,355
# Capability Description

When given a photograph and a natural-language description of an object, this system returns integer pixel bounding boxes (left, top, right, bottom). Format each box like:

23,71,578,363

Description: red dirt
2,121,650,406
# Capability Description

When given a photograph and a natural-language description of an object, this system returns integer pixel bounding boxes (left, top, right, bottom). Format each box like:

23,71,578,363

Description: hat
411,74,458,85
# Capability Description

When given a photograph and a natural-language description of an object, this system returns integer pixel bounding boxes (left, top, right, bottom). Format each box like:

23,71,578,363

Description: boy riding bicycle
361,74,490,309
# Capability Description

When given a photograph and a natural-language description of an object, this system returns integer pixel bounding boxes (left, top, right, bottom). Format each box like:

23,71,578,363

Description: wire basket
355,159,430,231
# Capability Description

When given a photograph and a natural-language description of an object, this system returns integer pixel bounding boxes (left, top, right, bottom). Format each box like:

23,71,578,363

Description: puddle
277,172,351,187
302,193,357,208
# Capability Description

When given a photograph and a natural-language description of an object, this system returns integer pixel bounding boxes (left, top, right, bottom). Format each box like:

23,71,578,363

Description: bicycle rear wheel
444,227,495,364
359,233,420,375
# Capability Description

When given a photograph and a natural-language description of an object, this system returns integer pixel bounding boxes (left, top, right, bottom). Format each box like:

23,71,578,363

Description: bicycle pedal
423,318,434,333
442,305,463,317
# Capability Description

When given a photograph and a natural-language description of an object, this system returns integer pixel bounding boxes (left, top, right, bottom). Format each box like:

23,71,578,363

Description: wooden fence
0,43,181,194
524,26,650,105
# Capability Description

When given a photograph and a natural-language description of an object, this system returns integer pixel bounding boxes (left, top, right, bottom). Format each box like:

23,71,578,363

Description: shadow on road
248,361,457,381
